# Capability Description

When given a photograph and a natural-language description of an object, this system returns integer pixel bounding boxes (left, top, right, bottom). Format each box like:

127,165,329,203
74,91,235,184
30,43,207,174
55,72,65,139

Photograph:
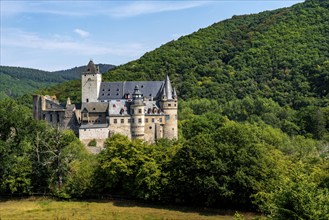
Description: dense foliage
1,0,329,218
0,64,114,99
103,0,328,109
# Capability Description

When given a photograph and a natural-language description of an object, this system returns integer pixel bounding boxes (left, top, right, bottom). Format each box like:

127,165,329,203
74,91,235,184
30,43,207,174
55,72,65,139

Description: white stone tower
161,75,178,140
81,60,102,103
131,85,145,139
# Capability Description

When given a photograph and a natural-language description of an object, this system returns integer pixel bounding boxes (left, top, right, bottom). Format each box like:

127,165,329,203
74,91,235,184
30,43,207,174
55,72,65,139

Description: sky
1,0,304,71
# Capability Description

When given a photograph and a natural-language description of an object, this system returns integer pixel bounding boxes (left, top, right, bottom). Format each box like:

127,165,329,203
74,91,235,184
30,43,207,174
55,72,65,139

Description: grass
0,197,259,220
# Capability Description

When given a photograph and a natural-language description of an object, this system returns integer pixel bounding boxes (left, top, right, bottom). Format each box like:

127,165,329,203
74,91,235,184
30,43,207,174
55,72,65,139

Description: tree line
1,98,328,219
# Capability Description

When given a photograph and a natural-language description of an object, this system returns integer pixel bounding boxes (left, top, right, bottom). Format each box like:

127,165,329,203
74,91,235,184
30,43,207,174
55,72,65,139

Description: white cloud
1,28,147,57
74,29,90,38
109,1,210,18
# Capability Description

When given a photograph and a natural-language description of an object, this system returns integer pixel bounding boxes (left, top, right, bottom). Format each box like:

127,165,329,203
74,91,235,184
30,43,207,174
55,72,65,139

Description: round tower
131,85,145,139
81,60,102,103
160,75,178,140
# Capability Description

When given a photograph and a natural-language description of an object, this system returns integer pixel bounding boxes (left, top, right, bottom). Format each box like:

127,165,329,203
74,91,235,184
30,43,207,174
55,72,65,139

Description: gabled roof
98,81,164,100
81,102,108,113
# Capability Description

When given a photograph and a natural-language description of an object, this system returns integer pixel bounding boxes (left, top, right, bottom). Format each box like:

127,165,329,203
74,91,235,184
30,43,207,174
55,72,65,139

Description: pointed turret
161,84,167,100
164,75,173,100
132,85,143,100
173,87,177,100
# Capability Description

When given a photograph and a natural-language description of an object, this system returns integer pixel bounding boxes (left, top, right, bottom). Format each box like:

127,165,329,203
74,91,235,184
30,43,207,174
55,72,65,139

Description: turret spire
173,87,177,99
164,75,173,100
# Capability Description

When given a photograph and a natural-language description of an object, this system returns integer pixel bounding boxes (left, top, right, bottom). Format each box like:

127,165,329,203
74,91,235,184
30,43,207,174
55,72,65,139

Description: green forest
0,64,114,99
1,0,329,219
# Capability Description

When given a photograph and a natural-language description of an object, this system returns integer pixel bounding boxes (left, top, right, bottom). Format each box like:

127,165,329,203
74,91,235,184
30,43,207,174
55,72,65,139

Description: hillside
0,64,114,99
40,0,329,140
42,0,329,107
102,0,328,108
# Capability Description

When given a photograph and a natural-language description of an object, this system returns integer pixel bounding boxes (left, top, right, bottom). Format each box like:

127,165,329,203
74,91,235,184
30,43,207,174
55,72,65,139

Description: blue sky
1,0,303,71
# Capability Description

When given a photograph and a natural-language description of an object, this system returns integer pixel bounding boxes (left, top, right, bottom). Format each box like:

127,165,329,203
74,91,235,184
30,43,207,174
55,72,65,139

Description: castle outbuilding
33,60,178,147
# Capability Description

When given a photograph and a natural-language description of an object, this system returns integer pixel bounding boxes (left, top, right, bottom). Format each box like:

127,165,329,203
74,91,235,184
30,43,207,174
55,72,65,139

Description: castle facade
33,60,178,146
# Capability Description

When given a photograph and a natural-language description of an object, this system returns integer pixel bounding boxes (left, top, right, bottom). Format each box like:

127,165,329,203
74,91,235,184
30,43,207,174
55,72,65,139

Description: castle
33,60,178,147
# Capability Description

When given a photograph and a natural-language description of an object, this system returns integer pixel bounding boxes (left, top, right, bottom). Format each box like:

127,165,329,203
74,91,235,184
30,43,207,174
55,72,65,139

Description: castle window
86,99,89,102
113,104,116,108
108,93,111,96
117,89,119,91
50,114,53,122
149,126,152,129
121,119,124,124
141,85,144,88
174,104,177,107
138,118,142,123
114,119,117,124
166,115,170,121
102,93,104,96
159,118,163,122
172,128,174,131
168,104,172,107
108,89,111,91
145,118,148,123
132,109,134,115
149,93,152,96
93,108,96,110
128,119,131,123
132,119,135,123
152,118,155,122
57,114,60,123
138,109,142,114
116,93,119,96
102,89,105,91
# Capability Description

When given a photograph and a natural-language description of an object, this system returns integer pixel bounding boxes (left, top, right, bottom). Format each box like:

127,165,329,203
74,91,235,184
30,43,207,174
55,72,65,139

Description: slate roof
81,102,108,113
98,81,164,101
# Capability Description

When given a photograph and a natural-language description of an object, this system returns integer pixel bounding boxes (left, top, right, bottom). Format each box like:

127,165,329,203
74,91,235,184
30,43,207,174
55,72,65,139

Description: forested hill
0,64,114,99
103,0,328,108
39,0,329,140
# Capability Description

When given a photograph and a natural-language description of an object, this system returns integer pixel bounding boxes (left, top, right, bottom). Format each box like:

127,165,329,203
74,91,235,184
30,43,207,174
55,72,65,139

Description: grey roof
108,100,129,115
83,60,100,75
80,123,109,129
164,75,173,100
81,102,108,113
98,81,164,101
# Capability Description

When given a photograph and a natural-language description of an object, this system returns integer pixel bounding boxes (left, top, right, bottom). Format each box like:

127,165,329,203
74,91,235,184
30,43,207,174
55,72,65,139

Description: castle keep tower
161,75,178,139
131,85,145,139
82,60,102,103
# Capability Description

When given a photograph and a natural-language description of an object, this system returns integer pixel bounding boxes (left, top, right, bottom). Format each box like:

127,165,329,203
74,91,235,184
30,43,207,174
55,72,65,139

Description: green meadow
0,198,257,220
